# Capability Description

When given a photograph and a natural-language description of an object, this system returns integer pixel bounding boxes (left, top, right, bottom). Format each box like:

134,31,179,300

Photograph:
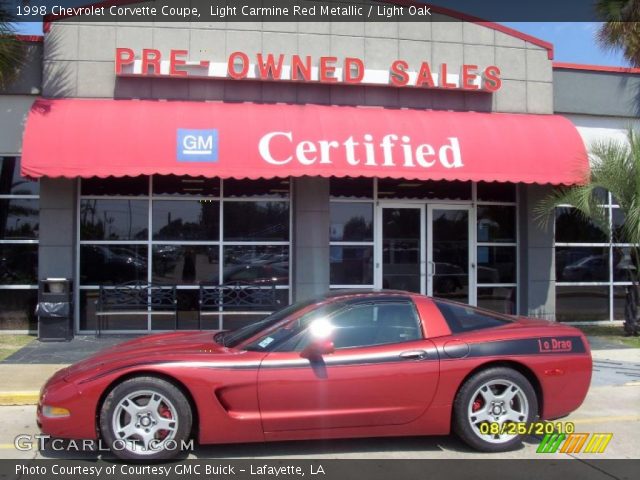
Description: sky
14,21,631,68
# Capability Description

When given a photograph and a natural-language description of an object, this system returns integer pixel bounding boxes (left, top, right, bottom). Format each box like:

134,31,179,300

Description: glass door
427,205,475,304
376,205,425,294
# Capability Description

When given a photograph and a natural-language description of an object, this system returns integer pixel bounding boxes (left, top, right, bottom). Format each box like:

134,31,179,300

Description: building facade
1,5,637,334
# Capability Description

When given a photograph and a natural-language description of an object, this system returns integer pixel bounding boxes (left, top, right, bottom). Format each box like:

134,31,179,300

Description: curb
0,392,39,406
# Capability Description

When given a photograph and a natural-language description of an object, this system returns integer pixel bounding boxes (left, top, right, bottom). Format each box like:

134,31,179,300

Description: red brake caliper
157,405,173,439
472,397,483,412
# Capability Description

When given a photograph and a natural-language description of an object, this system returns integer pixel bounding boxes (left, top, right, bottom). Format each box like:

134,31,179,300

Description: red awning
22,98,588,185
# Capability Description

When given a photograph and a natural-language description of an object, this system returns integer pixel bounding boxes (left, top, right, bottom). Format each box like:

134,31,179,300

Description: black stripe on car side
78,337,585,383
439,336,586,360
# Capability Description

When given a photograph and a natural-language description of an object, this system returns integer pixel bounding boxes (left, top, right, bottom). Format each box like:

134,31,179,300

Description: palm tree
0,5,27,89
536,130,640,335
596,0,640,67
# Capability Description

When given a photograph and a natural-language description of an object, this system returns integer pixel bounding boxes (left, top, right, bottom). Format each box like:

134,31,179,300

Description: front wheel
100,376,193,460
452,367,538,452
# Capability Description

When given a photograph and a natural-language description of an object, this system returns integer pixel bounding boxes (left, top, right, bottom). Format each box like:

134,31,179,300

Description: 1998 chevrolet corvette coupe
38,291,592,460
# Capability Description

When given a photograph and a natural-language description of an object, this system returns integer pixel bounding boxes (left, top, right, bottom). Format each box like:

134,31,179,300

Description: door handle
399,350,428,360
427,261,436,276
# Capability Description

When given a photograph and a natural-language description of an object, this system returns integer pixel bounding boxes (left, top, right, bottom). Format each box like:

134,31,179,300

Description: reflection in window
0,157,39,195
80,199,148,240
81,176,148,196
477,287,516,315
330,246,373,285
555,207,608,243
378,178,471,200
330,177,373,199
613,247,637,282
153,245,219,285
224,178,290,198
0,289,37,330
79,290,147,331
477,206,516,243
556,286,609,322
556,247,609,282
0,199,39,239
224,202,289,241
477,247,516,284
612,208,625,243
223,245,289,285
329,303,422,349
153,175,220,196
80,245,148,284
153,200,219,241
330,202,373,242
435,300,512,333
0,244,38,284
477,182,516,202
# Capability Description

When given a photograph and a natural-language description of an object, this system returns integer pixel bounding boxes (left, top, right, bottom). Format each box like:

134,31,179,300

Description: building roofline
42,0,554,59
553,61,640,75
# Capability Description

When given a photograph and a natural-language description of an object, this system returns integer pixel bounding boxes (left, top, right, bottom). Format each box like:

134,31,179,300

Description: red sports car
37,290,592,460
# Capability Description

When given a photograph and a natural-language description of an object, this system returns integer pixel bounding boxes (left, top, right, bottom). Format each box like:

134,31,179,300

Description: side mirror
301,339,335,360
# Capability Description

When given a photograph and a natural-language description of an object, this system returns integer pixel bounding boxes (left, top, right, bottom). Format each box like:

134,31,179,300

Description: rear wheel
453,367,538,452
99,376,192,460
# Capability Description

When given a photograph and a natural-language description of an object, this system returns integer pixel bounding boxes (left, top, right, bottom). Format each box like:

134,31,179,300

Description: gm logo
177,129,218,162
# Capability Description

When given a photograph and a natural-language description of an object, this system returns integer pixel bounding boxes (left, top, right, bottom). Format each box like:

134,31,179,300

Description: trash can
37,278,73,342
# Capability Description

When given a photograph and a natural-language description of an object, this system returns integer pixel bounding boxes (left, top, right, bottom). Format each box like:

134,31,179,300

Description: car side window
434,300,513,334
278,301,423,352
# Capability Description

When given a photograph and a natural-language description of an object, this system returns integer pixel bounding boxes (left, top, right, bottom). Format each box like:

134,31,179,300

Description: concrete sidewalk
0,338,638,406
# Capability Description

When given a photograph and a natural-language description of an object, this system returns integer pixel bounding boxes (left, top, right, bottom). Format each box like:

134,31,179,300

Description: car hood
59,331,227,383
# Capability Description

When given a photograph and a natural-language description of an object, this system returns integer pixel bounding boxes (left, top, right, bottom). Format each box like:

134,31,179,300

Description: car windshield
216,297,320,348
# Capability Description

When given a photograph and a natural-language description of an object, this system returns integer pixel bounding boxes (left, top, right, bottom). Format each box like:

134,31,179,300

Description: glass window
80,199,148,241
277,302,421,351
330,302,421,349
330,246,373,285
153,175,220,196
0,157,39,195
435,300,513,333
0,244,38,284
224,202,289,241
613,286,628,321
80,245,148,284
612,208,625,243
477,206,516,243
330,202,373,242
81,176,149,196
223,178,289,198
330,177,373,199
477,246,516,284
0,199,39,239
556,286,609,322
153,245,219,285
614,247,637,282
0,289,37,330
378,179,471,200
555,207,608,243
556,247,609,282
477,287,516,315
152,200,219,241
79,289,147,331
223,245,289,285
477,182,516,203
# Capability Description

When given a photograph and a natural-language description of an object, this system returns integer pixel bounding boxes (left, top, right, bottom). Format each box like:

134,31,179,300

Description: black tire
452,367,538,452
99,376,193,461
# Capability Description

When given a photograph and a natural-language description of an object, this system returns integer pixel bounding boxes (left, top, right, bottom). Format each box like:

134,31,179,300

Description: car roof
315,289,416,306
